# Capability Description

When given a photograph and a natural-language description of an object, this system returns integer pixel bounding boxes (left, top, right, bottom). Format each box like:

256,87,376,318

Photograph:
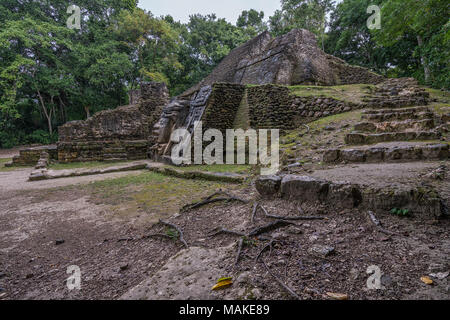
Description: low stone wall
327,55,384,85
57,82,169,163
256,174,445,218
290,96,360,124
57,140,149,162
11,145,57,166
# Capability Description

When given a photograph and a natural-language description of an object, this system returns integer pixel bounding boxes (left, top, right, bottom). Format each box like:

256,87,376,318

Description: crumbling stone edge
256,174,446,219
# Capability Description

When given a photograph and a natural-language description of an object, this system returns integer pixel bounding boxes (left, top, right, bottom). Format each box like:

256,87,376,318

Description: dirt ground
0,165,448,300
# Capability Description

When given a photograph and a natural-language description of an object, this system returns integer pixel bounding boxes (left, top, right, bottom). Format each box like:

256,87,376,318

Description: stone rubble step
362,111,434,122
255,173,445,219
354,119,435,133
345,131,441,145
323,143,449,164
362,106,431,115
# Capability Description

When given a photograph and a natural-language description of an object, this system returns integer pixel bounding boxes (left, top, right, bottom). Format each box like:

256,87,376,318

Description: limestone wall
11,145,57,166
246,85,360,131
202,83,246,132
57,82,169,162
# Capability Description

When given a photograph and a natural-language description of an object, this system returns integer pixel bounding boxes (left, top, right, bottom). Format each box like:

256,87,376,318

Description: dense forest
0,0,448,148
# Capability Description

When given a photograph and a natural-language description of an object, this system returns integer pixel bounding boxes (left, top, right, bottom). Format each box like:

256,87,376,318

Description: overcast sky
138,0,282,24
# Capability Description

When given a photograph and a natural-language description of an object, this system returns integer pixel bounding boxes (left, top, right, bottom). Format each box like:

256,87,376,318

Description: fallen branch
159,219,189,248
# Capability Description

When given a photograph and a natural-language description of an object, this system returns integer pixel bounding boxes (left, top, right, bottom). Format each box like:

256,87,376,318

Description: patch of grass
430,103,450,115
87,171,242,219
0,158,26,172
49,160,131,171
424,87,450,103
289,84,373,104
307,110,361,130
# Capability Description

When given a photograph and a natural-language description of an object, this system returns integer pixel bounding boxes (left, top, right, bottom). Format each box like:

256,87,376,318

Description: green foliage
270,0,334,47
390,208,411,217
0,0,448,149
372,0,449,88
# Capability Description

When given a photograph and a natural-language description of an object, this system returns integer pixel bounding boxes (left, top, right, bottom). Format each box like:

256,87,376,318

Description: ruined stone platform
257,161,448,219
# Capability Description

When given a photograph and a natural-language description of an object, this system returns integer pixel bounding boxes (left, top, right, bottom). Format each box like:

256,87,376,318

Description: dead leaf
326,292,349,300
420,276,433,285
212,277,233,291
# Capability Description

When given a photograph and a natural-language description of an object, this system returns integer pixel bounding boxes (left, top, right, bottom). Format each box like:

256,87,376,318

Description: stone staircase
362,78,430,108
324,105,448,164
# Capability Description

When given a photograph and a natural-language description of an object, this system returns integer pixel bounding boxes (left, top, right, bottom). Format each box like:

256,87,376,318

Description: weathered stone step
345,131,441,145
354,119,435,133
362,111,434,122
323,143,449,164
362,106,431,115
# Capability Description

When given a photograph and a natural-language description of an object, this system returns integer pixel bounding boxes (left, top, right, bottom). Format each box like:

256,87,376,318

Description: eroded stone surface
120,246,234,300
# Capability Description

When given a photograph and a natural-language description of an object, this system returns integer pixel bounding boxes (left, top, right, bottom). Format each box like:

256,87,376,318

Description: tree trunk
37,89,53,134
417,35,431,83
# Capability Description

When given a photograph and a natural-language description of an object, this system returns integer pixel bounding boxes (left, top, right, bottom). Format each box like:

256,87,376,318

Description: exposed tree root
208,227,247,238
159,219,189,248
181,190,248,212
248,220,293,237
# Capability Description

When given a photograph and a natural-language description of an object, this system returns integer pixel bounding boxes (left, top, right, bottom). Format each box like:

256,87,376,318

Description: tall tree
237,9,267,37
270,0,334,49
373,0,449,87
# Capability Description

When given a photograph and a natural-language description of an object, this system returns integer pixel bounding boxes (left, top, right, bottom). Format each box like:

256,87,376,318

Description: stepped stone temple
9,29,437,166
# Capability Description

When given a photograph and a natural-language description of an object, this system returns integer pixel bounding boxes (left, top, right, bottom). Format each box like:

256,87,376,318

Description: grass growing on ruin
424,87,450,103
49,160,133,171
87,171,243,222
289,84,373,104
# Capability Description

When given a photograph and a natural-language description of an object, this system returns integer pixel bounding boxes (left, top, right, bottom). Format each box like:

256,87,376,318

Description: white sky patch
138,0,281,24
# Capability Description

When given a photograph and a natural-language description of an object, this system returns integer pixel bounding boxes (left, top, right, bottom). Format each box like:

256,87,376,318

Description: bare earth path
0,164,448,300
